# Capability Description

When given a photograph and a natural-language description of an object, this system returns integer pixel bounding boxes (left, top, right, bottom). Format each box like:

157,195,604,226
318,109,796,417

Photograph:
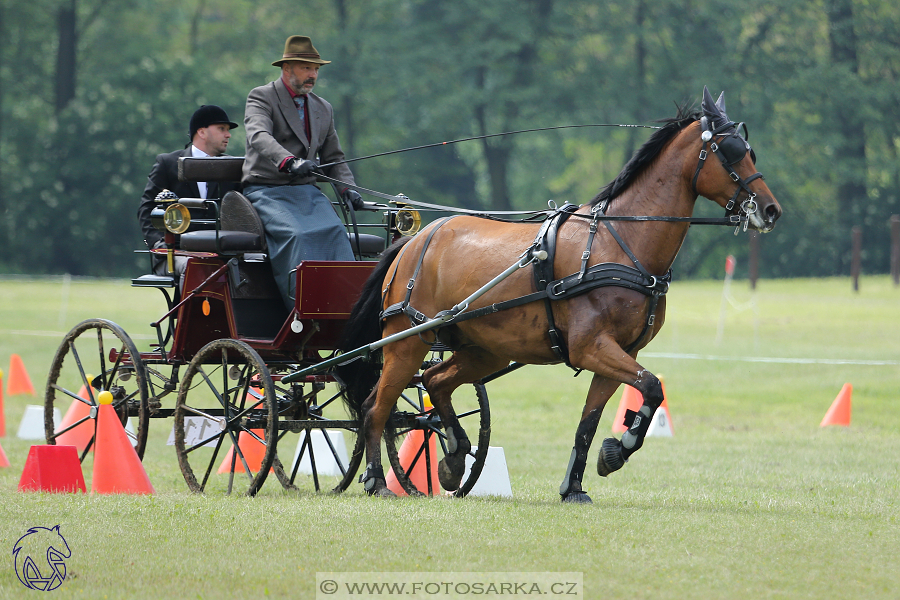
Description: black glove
285,158,320,178
342,188,365,211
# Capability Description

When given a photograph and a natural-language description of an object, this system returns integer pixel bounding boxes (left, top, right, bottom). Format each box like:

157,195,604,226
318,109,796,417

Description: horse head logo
12,525,71,591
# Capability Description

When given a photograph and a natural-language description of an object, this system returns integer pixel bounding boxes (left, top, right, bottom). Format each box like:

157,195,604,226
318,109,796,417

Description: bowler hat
189,105,238,141
272,35,331,67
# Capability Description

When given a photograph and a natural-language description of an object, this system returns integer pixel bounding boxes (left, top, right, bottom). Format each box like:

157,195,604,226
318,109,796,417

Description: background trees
1,0,898,279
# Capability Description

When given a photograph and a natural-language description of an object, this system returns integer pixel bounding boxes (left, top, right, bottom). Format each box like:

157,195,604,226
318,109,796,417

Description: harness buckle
710,142,719,153
698,149,708,160
730,172,740,182
581,250,591,261
406,278,415,290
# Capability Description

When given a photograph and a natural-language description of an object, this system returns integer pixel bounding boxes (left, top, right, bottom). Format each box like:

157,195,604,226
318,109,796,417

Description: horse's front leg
559,375,619,503
568,333,665,479
597,368,664,477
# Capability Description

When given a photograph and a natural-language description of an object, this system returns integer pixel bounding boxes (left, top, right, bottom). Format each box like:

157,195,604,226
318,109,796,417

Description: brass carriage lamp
151,189,192,273
390,196,421,238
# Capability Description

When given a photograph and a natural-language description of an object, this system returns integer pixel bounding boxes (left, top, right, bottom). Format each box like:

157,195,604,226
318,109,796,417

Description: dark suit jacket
242,77,356,187
138,147,238,248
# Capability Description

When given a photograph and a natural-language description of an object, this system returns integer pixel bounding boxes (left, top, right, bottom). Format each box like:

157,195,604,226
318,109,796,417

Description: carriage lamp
395,208,422,236
163,203,192,234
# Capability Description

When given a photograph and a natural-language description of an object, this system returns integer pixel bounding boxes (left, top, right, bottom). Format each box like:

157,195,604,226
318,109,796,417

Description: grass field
0,274,898,599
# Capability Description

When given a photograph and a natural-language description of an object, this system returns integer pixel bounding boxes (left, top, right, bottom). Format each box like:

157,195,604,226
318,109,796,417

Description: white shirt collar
191,146,209,198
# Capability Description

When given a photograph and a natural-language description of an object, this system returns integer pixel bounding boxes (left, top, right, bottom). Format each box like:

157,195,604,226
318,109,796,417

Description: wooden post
748,230,759,290
851,226,861,292
891,215,899,286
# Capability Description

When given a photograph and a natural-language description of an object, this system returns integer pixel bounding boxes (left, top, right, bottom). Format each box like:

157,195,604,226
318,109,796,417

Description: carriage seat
179,191,266,253
176,156,387,257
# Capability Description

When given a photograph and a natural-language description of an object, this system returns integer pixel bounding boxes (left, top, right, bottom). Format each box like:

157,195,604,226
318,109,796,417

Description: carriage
43,88,783,502
43,155,489,497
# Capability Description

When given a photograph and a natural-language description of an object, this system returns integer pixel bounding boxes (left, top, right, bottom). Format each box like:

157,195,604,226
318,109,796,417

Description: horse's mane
590,103,700,207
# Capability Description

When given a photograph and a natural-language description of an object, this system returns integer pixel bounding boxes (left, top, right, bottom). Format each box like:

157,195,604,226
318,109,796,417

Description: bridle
691,116,765,234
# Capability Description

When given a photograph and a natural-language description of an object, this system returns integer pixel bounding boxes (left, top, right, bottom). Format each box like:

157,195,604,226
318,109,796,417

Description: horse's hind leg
422,347,507,491
359,337,430,496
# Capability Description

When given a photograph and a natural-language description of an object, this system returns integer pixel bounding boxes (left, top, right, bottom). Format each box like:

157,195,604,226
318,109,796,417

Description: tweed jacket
242,78,356,188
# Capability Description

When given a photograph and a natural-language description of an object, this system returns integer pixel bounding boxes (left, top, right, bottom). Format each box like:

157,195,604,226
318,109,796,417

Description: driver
241,35,364,310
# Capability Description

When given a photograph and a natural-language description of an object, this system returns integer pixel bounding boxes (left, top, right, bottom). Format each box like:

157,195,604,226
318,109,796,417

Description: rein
316,172,745,227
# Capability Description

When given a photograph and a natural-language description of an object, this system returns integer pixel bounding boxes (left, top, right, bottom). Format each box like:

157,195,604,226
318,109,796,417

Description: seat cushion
348,233,386,257
179,230,264,253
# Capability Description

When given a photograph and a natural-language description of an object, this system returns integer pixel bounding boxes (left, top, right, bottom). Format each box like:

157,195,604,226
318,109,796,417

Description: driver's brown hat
272,36,331,66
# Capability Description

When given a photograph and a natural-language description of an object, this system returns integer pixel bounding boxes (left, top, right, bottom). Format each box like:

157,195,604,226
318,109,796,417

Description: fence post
851,226,862,292
891,215,899,287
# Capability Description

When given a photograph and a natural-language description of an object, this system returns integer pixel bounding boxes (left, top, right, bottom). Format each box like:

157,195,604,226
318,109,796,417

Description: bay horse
337,87,782,502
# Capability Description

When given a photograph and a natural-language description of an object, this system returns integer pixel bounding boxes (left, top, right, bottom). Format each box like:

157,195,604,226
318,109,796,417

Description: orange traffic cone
821,383,852,427
0,368,6,437
217,430,268,474
7,355,35,396
91,391,154,494
0,440,9,467
55,384,95,453
386,429,440,496
612,385,644,434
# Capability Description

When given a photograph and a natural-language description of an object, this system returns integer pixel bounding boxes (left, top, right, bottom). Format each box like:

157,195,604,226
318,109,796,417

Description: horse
336,87,782,502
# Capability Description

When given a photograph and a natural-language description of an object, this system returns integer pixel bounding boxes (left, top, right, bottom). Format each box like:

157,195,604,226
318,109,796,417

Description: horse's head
690,86,782,232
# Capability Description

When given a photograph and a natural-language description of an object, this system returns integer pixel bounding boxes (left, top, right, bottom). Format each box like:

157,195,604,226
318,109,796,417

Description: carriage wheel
45,319,150,460
271,381,364,494
173,339,277,496
385,382,490,498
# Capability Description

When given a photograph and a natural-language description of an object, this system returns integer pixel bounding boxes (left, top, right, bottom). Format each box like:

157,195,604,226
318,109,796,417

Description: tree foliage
1,0,899,279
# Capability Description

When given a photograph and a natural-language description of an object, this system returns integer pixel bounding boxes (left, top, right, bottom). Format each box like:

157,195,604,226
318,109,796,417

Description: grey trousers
244,184,354,309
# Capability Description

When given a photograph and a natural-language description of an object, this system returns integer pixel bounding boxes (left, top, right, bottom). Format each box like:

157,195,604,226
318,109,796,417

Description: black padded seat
179,230,264,252
179,191,266,254
349,233,386,257
221,191,267,252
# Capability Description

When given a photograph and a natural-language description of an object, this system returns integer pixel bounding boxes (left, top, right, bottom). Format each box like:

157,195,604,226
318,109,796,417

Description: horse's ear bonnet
701,86,730,130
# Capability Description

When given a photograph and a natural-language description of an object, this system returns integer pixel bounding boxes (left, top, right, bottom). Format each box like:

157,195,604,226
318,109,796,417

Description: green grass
1,275,899,599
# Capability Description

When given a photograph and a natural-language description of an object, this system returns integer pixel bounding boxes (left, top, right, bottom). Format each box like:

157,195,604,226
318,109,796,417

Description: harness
375,114,763,368
380,205,670,369
692,116,764,235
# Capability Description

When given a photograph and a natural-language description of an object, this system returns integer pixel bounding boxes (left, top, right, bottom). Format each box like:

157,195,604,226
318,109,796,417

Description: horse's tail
335,237,411,420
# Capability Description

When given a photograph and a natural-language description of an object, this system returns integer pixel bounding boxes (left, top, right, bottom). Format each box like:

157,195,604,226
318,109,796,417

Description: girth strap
532,204,580,367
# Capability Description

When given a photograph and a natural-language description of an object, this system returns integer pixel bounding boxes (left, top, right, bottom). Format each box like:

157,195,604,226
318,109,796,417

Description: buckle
581,250,591,260
698,149,708,160
406,278,416,290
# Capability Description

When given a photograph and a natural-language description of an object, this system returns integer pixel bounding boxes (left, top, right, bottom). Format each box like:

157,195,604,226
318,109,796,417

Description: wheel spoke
51,382,94,406
96,328,108,390
67,341,96,404
50,414,93,439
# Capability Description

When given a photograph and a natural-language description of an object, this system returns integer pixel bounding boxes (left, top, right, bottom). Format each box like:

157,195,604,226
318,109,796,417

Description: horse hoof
438,457,464,491
364,478,395,497
561,491,593,504
597,438,626,477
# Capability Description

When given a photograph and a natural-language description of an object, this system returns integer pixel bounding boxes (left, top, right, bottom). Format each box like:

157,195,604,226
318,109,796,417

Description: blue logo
13,525,71,591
